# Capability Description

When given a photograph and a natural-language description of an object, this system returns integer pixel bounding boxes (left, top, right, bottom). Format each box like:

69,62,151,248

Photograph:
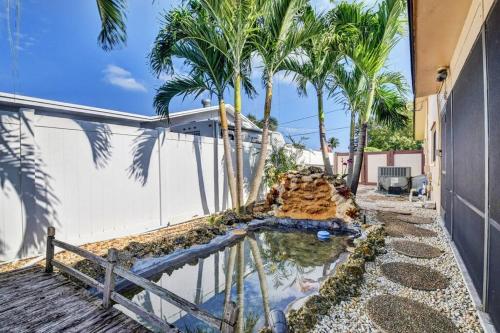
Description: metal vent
378,166,411,178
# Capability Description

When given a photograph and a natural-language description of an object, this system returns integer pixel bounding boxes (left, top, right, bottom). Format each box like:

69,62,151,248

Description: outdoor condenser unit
378,166,411,194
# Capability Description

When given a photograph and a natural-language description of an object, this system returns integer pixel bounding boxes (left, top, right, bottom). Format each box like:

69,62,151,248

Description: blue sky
0,0,411,150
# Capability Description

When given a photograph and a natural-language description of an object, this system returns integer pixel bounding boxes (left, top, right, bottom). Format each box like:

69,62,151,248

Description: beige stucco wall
421,95,442,209
414,0,496,210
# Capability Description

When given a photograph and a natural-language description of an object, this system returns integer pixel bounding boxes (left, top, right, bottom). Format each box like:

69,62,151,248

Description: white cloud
103,65,147,92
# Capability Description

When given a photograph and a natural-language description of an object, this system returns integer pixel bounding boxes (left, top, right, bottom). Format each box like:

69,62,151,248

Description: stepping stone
366,295,458,333
384,221,437,238
392,240,442,259
377,211,432,224
381,262,449,290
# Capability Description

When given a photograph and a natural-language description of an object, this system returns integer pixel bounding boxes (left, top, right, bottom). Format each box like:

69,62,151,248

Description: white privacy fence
0,95,326,261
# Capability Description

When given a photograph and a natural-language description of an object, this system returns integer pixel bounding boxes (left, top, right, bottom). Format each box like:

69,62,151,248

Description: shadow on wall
0,114,115,258
128,129,163,186
0,113,59,258
194,137,210,215
80,121,113,169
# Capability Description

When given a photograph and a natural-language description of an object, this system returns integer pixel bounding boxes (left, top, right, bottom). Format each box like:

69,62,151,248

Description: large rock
263,166,359,223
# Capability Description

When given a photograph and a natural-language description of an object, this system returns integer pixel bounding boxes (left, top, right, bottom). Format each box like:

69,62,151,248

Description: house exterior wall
412,0,499,329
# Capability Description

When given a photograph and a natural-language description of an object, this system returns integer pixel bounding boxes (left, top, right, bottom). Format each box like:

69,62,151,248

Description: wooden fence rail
45,227,238,333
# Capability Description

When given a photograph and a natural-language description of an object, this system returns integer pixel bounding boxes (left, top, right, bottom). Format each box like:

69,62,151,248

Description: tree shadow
0,113,59,258
79,122,113,169
128,129,163,186
193,137,210,215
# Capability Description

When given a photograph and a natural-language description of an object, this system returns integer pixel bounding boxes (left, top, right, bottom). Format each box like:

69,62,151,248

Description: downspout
407,0,417,138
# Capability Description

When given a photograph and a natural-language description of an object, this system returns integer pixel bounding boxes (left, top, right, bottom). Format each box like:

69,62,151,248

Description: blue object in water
317,230,331,241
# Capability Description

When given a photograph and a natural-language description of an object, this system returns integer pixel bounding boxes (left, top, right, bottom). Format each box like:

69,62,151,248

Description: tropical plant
264,139,303,187
281,7,339,176
96,0,127,50
246,114,279,131
245,0,320,208
328,136,339,149
332,0,406,194
366,108,422,151
188,0,262,212
149,2,256,209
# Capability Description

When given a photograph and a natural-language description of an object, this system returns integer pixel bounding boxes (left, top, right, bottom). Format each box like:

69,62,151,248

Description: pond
122,229,348,332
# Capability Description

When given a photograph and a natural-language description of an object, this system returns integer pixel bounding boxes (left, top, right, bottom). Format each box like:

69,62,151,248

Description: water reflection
129,230,346,332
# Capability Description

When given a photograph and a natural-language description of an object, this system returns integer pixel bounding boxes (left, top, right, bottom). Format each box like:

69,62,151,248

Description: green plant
264,140,303,187
245,0,322,208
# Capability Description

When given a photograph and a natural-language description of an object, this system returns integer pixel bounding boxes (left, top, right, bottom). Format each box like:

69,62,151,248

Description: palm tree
245,0,320,207
248,233,271,326
193,0,261,212
281,7,339,176
330,64,363,185
333,0,406,194
149,4,256,209
96,0,127,50
333,64,408,186
328,136,339,150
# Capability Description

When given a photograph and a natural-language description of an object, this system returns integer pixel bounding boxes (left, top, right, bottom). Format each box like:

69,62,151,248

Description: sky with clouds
0,0,411,150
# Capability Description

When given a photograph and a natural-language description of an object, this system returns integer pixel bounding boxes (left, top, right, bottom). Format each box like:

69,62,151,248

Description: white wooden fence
0,95,326,261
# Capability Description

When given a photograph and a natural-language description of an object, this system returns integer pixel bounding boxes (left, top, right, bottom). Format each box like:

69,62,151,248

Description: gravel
313,186,483,333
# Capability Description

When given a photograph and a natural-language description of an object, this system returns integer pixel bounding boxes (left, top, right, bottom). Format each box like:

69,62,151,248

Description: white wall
0,103,320,261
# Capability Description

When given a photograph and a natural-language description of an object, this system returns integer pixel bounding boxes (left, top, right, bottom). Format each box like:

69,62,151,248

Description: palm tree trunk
351,82,375,194
234,73,244,212
248,233,270,326
317,90,333,176
236,242,245,333
350,122,367,194
219,98,238,208
246,79,273,208
347,110,356,186
223,246,237,307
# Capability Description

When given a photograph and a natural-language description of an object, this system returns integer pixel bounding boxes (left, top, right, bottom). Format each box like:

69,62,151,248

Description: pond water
124,229,347,332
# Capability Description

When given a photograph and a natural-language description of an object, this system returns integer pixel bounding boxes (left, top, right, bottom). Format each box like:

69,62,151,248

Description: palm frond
96,0,127,51
153,75,208,119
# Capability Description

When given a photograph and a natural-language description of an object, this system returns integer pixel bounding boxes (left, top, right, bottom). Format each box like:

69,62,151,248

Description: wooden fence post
102,248,117,309
221,301,238,333
45,227,55,273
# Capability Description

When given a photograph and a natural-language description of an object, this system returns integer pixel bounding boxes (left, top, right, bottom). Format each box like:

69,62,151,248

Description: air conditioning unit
378,166,411,194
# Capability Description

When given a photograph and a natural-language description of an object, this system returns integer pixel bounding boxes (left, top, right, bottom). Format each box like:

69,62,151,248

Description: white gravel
313,186,483,333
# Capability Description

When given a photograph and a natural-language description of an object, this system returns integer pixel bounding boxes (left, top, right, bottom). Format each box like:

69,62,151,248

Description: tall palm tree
245,0,320,207
248,233,271,326
149,4,256,209
281,8,339,176
333,0,406,194
195,0,262,212
96,0,127,50
331,65,364,185
333,63,408,186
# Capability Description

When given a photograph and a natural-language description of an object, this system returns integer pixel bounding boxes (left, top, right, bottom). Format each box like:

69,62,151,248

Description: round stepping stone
397,215,434,225
392,240,442,259
384,221,437,238
377,211,432,225
366,295,458,333
381,262,449,290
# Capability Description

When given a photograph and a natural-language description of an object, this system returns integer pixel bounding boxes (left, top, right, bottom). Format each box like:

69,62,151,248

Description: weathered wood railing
45,227,238,333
